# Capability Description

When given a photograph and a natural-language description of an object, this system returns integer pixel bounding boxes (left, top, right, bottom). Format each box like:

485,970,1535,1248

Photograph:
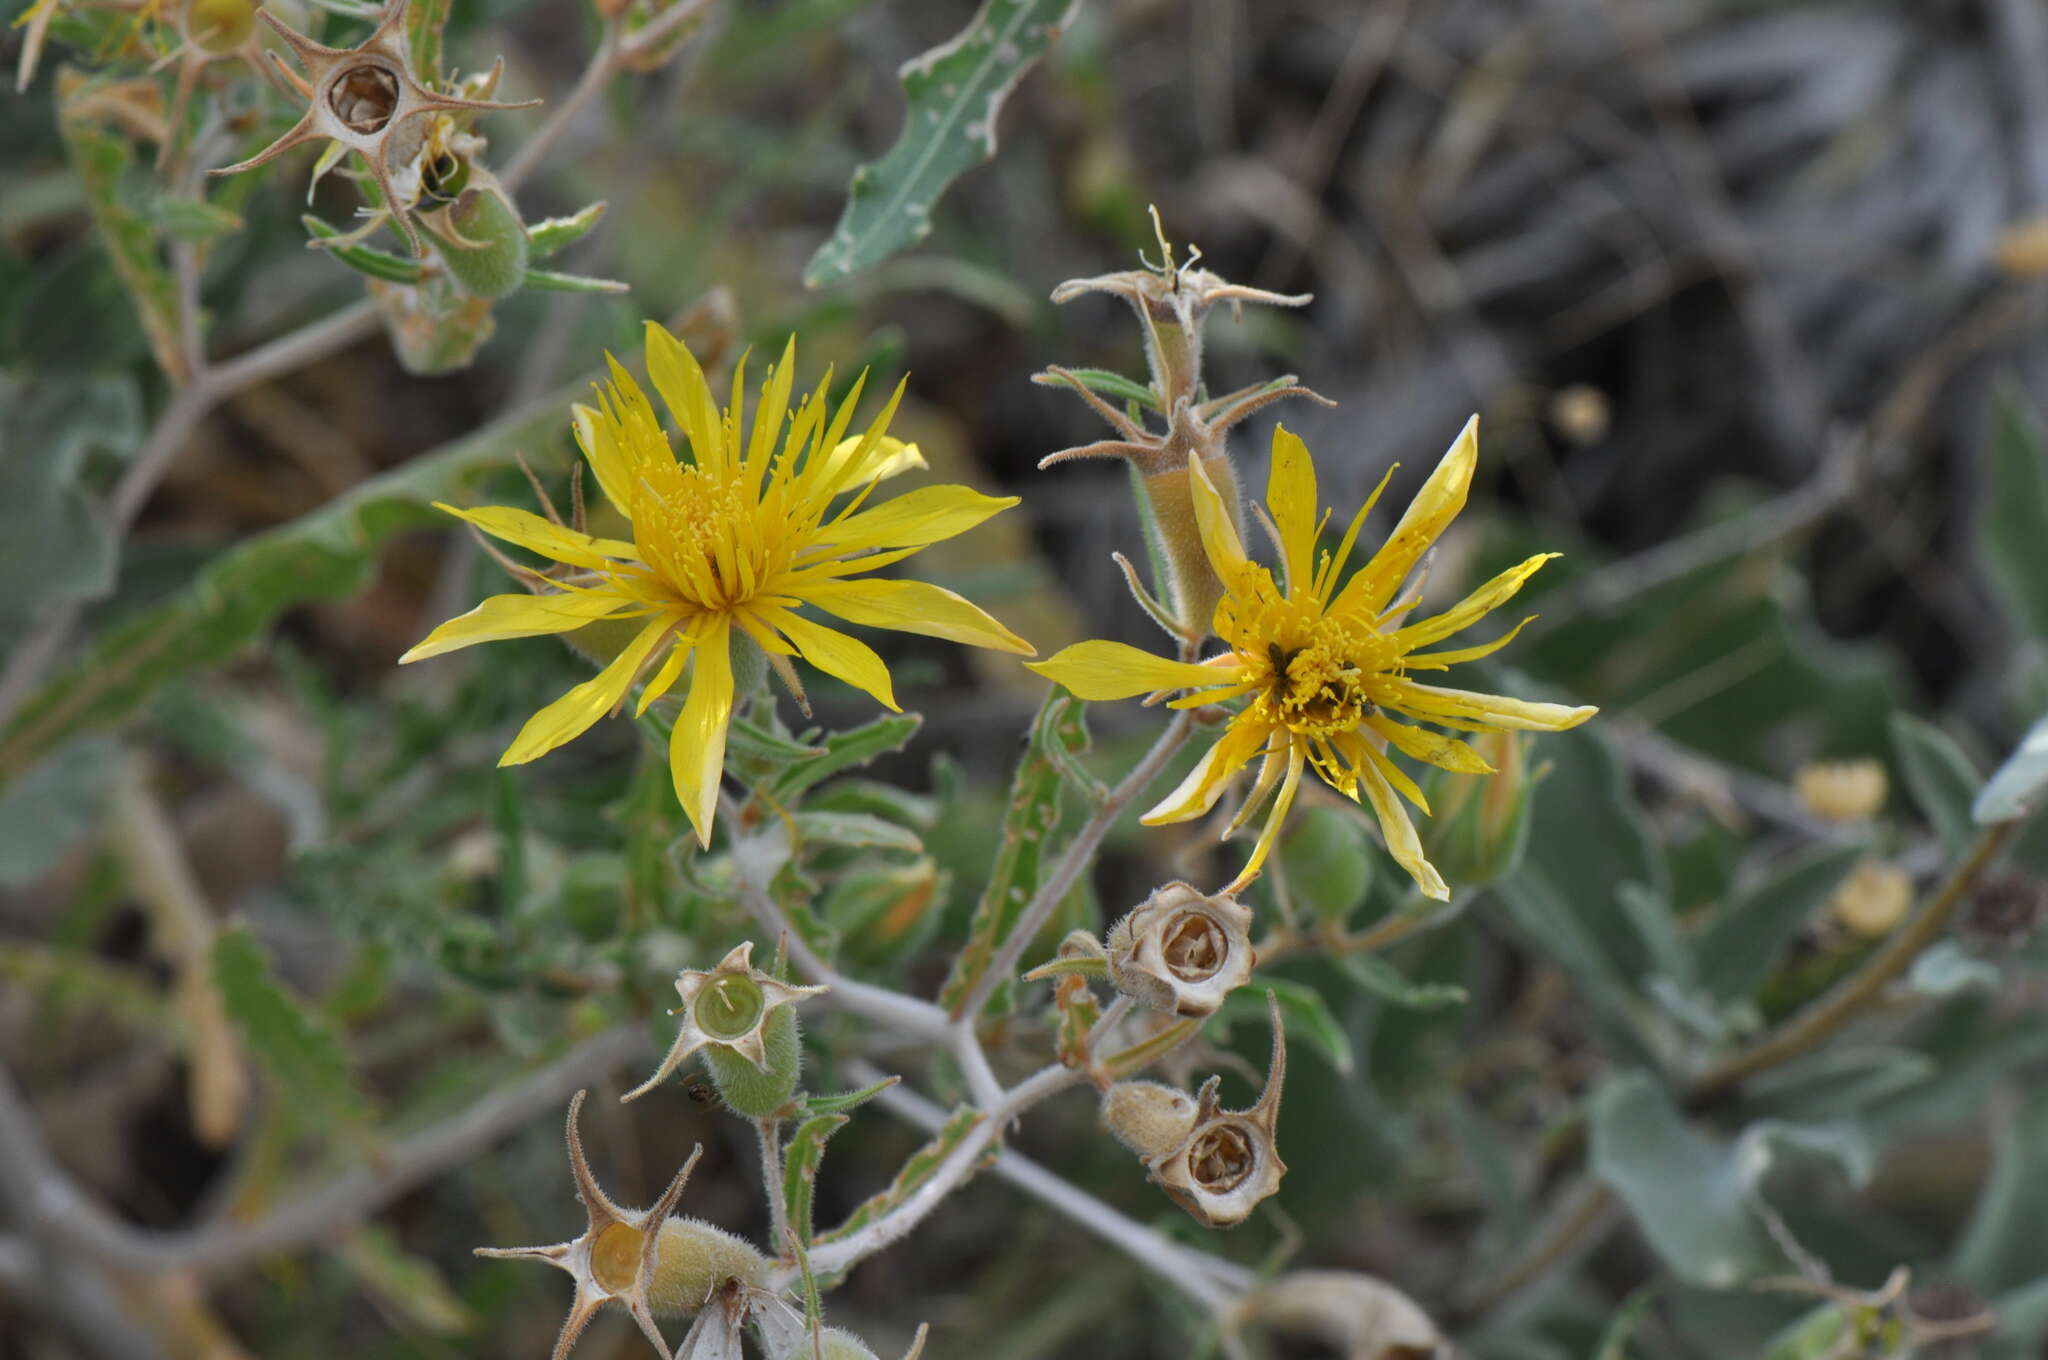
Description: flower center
590,1221,644,1294
1264,620,1389,738
637,467,780,611
694,974,766,1040
1188,1122,1256,1194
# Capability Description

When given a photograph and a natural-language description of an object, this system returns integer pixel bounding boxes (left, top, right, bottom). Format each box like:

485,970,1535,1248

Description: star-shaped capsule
1145,991,1288,1228
623,942,828,1103
210,0,536,253
475,1090,702,1360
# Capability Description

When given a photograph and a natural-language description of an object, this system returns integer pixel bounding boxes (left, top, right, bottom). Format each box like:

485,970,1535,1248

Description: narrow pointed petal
670,618,734,848
1140,721,1267,824
1403,615,1537,669
771,609,897,710
1365,713,1493,774
501,620,670,765
817,484,1018,552
1223,733,1293,836
799,578,1034,655
634,632,694,717
644,321,725,473
1233,741,1307,886
1356,757,1448,900
1186,450,1251,584
1027,640,1227,701
401,590,643,662
1387,553,1556,653
1335,414,1478,619
436,502,639,570
1265,425,1319,597
571,403,637,518
1390,680,1599,732
825,432,924,489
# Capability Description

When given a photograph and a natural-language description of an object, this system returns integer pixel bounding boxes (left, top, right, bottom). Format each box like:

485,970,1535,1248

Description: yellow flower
1028,418,1596,900
402,322,1034,846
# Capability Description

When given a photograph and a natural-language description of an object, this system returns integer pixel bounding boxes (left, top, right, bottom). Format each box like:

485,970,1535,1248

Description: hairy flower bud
475,1091,769,1359
1139,993,1287,1228
1105,882,1255,1017
624,941,826,1110
1100,1080,1199,1161
423,175,529,299
1420,729,1535,888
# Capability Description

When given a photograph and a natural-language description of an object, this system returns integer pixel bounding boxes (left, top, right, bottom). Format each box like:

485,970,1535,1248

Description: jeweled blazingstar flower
400,322,1034,846
1029,417,1597,900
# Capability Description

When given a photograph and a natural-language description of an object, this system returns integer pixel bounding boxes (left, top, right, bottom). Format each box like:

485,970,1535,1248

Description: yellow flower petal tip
402,325,1032,843
1057,420,1594,900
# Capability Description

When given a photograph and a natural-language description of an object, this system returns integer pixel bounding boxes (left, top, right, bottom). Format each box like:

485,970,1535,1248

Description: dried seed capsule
1145,992,1287,1228
1100,1080,1199,1162
1105,882,1255,1017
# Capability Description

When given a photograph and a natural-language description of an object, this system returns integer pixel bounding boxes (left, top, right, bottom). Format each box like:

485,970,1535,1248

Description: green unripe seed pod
772,1328,880,1360
695,973,766,1041
646,1217,770,1316
430,182,529,301
1278,805,1373,929
703,1006,800,1117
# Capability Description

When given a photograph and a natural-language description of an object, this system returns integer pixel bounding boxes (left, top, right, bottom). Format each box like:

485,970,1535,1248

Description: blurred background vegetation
5,0,2048,1356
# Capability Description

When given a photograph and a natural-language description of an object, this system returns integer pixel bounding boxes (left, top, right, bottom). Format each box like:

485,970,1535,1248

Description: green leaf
816,1106,984,1244
1892,713,1982,850
1983,391,2048,641
1034,366,1162,414
1595,1283,1664,1360
791,811,923,854
1954,1086,2048,1295
302,215,427,284
526,202,608,259
521,267,629,295
766,713,922,801
1694,844,1862,1003
332,1224,472,1335
1588,1072,1779,1288
1975,714,2048,826
0,383,577,793
938,686,1083,1019
213,926,374,1134
800,1076,899,1118
56,69,187,381
0,737,117,886
782,1111,849,1247
153,193,243,244
0,373,138,639
1229,978,1353,1074
1332,949,1468,1011
803,0,1081,286
0,939,177,1035
404,0,451,79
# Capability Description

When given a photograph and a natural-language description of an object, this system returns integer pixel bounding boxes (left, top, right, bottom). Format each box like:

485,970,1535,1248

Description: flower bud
425,178,530,300
1278,805,1374,930
772,1328,879,1360
1100,1080,1199,1161
1420,729,1534,887
624,941,826,1108
1144,992,1287,1228
1105,881,1255,1017
1795,758,1888,823
1829,859,1914,938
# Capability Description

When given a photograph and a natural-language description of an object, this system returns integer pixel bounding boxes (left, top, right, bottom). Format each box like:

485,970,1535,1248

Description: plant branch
951,711,1195,1023
756,1118,791,1255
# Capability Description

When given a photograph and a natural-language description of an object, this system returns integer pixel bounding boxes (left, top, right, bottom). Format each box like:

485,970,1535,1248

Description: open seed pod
1105,881,1255,1017
624,941,826,1112
1145,991,1287,1228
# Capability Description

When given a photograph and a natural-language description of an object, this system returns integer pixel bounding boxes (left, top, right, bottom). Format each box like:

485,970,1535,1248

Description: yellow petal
1313,463,1397,605
1391,679,1599,732
670,618,733,848
771,609,899,710
1187,450,1251,584
435,502,638,570
825,434,925,489
1357,758,1449,900
1140,720,1267,824
1224,730,1294,835
1389,554,1556,653
643,321,726,474
400,590,645,663
1365,713,1493,774
500,618,671,766
745,335,798,474
1232,741,1307,887
570,402,635,518
817,484,1017,551
1026,640,1224,701
1333,414,1478,619
635,631,695,717
1266,424,1319,598
800,578,1034,655
1403,615,1536,670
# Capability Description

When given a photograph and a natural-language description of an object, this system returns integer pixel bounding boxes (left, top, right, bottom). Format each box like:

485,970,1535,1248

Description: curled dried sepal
624,942,827,1102
209,0,537,253
1105,882,1255,1018
1146,992,1286,1228
473,1090,767,1360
